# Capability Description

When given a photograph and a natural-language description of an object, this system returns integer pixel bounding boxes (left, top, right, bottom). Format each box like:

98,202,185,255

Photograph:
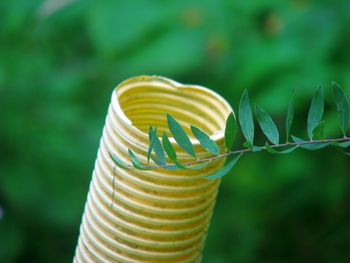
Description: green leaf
239,90,254,145
243,141,262,152
191,126,219,155
172,160,188,169
252,146,264,152
186,162,210,170
162,131,177,161
312,121,325,140
286,89,295,142
307,87,324,140
147,126,154,163
205,153,243,180
151,156,178,170
243,141,252,149
332,81,350,136
265,144,298,154
167,114,196,158
162,131,209,170
333,141,350,148
225,112,237,150
128,149,151,170
109,153,131,169
291,135,331,150
151,128,166,164
255,104,279,145
155,156,208,171
174,160,210,170
343,151,350,156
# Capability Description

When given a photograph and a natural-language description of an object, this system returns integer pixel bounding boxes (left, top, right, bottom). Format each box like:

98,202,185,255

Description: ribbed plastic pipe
74,76,233,263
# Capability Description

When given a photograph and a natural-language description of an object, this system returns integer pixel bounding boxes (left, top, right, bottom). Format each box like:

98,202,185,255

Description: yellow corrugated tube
74,76,233,262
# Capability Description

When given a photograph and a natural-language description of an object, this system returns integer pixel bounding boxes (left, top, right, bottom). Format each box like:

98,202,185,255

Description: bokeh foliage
1,0,350,262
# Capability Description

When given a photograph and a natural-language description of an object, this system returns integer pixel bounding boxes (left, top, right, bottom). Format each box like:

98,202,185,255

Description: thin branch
118,136,350,170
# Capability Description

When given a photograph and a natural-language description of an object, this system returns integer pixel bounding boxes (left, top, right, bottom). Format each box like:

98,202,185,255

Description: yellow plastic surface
74,76,233,262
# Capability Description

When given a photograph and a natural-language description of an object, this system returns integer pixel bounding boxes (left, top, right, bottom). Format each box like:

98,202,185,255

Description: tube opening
116,76,232,141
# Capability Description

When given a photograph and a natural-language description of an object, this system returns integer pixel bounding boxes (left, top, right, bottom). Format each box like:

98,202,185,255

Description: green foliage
307,87,324,140
191,126,220,155
265,144,298,154
162,131,177,162
205,154,243,180
109,153,130,169
239,90,255,145
291,136,332,150
167,114,196,158
112,86,350,181
225,112,237,151
312,121,325,140
161,131,185,170
255,104,279,145
151,156,177,171
150,128,166,165
181,161,211,171
336,141,350,148
147,126,155,163
332,82,350,136
128,149,151,170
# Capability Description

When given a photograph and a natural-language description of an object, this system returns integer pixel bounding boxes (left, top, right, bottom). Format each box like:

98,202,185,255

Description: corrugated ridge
74,76,232,262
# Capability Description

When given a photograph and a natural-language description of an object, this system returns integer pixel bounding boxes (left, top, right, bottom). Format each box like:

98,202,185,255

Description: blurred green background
1,0,350,262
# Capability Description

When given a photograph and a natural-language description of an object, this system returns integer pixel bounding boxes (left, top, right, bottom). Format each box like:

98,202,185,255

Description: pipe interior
118,84,229,139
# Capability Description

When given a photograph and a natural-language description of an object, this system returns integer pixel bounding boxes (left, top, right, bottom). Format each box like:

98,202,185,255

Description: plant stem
145,136,350,169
